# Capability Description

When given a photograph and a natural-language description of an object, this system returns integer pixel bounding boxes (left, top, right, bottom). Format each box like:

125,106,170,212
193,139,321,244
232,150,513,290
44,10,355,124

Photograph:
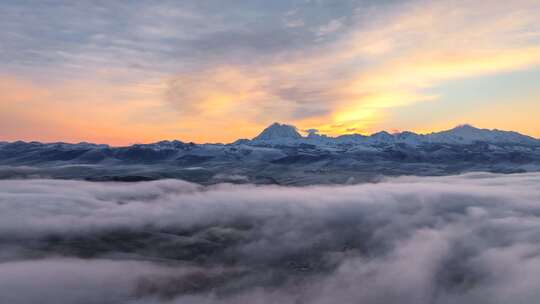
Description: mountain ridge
2,123,538,147
249,123,539,147
1,122,540,185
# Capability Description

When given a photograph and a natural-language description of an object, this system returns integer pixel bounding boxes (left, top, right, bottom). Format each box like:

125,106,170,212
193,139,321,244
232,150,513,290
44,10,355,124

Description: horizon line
1,123,538,147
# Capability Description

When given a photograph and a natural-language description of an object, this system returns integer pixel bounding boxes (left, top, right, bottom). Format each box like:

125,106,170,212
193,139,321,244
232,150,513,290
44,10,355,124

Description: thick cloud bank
1,173,540,303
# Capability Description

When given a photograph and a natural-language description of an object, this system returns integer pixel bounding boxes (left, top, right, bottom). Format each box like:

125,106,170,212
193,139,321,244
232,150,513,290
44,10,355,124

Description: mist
1,173,540,303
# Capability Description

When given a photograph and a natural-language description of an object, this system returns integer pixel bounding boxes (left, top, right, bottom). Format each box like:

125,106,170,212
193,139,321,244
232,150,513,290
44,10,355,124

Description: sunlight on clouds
166,67,269,117
162,0,540,138
358,48,540,90
330,92,438,135
2,0,540,143
320,0,540,134
0,76,181,145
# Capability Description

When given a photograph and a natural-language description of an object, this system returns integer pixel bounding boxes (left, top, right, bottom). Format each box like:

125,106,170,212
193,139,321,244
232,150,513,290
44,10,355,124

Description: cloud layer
1,173,540,303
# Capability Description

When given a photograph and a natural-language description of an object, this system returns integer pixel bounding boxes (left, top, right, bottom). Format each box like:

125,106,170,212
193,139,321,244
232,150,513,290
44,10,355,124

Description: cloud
1,173,540,303
315,18,345,37
164,0,540,137
284,19,305,28
1,0,540,142
0,259,186,304
0,75,180,145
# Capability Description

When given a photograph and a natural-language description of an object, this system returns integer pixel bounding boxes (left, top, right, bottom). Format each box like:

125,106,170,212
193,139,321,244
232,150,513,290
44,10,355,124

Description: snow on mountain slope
426,124,538,145
248,123,539,147
252,123,302,142
1,123,538,169
1,123,540,184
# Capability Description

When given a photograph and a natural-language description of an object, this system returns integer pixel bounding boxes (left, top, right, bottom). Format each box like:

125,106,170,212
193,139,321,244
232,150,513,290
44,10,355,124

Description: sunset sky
1,0,540,145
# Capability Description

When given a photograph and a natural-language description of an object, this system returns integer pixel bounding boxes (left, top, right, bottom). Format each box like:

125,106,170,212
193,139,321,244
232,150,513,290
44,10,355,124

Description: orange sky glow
1,0,539,145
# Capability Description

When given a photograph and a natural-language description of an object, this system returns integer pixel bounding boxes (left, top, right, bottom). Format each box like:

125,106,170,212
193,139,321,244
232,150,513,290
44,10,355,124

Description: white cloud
315,18,344,36
1,173,540,303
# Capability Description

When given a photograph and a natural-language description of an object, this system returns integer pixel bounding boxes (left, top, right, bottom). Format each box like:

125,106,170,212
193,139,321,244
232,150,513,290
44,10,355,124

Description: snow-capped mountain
1,123,539,185
253,123,302,141
425,124,539,145
247,123,539,147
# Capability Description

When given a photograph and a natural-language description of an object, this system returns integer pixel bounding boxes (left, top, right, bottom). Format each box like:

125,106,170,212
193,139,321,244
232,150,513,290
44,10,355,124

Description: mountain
253,123,302,141
425,124,539,145
1,123,539,185
249,123,539,147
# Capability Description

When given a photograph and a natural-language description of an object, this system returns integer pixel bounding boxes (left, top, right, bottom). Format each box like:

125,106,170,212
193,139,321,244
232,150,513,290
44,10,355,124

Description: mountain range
250,123,539,146
1,123,539,185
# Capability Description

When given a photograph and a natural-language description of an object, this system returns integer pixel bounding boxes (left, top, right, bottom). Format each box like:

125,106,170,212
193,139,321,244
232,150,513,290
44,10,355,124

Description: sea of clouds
1,173,540,303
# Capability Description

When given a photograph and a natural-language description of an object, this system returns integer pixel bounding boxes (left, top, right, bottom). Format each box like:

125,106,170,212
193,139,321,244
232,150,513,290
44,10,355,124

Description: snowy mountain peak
370,131,394,143
247,123,538,147
453,124,476,130
427,124,538,145
253,123,302,141
445,124,483,136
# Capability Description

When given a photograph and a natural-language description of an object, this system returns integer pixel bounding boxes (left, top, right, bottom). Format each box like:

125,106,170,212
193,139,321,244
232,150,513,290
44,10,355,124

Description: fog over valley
1,173,540,303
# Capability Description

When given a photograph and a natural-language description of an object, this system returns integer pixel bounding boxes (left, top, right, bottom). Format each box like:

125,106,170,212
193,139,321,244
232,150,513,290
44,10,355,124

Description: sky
1,0,539,145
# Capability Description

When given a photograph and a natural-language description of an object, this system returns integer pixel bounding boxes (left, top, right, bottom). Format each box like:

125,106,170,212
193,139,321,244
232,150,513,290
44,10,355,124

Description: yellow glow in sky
1,0,540,144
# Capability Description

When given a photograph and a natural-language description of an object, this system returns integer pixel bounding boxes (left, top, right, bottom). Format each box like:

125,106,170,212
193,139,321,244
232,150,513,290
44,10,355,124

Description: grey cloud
1,173,540,303
0,0,403,124
0,0,370,76
314,18,345,37
0,258,227,304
